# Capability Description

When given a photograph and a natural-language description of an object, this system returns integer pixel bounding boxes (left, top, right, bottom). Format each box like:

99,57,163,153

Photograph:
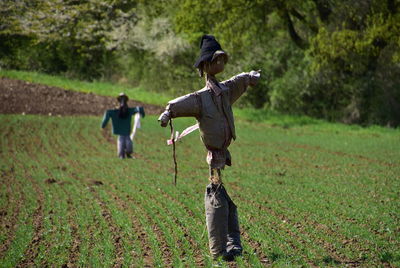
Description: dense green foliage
0,114,399,267
1,0,399,126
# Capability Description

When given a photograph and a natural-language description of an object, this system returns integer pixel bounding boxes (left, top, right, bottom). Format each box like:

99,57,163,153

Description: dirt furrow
134,148,266,266
65,160,143,267
57,185,82,268
132,153,260,266
240,227,270,266
157,185,272,267
230,175,384,263
120,188,173,267
248,133,398,169
0,168,25,258
154,188,205,267
238,172,383,263
16,176,45,267
62,163,106,266
89,186,125,268
237,192,365,266
107,186,153,267
67,155,152,267
289,143,398,168
76,130,98,157
230,184,323,264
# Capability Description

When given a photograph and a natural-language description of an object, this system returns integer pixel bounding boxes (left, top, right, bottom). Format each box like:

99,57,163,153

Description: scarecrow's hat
117,92,129,102
193,35,228,68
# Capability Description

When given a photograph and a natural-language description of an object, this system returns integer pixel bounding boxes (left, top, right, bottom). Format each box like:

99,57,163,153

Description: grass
0,113,399,267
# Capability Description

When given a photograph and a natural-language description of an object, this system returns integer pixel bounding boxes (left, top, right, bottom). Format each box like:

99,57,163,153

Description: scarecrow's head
117,92,129,105
117,92,129,118
194,35,228,77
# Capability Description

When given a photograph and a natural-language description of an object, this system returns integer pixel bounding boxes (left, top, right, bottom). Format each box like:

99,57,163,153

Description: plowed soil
0,77,164,116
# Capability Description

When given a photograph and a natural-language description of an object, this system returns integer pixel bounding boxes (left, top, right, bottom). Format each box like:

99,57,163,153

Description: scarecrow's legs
205,168,242,260
226,199,241,255
117,135,133,159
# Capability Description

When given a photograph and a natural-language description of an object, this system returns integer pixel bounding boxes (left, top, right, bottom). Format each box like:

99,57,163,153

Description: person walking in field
158,35,260,261
101,93,145,159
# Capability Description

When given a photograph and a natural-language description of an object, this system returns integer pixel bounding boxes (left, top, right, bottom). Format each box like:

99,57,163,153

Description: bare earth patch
0,77,164,116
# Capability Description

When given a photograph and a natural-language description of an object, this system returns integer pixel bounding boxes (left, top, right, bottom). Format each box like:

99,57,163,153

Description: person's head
194,35,228,77
117,93,129,118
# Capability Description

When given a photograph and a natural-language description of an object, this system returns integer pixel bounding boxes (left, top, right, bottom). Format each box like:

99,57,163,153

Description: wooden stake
169,119,178,185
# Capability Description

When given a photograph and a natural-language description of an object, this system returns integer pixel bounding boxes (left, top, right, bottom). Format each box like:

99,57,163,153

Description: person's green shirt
101,107,145,136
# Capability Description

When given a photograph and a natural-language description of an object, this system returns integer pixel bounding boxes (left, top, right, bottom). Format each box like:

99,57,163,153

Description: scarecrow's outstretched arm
101,110,111,128
223,70,261,105
159,93,201,127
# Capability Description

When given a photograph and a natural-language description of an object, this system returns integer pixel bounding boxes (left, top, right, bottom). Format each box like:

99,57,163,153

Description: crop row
0,114,399,267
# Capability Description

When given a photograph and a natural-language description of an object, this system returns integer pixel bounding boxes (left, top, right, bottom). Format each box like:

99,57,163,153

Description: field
0,111,399,267
0,73,400,267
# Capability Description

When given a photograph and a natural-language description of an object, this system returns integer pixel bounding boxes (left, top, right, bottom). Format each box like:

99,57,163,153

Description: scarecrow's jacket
166,72,257,150
101,107,145,136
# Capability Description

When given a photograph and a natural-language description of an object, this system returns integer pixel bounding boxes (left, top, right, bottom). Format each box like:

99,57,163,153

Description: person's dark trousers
205,183,242,260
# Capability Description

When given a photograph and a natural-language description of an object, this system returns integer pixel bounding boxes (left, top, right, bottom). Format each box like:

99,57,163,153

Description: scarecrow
159,35,260,261
101,93,145,159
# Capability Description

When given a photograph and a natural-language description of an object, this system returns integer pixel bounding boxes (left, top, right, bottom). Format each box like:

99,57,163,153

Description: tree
1,0,137,79
1,0,399,126
309,0,400,125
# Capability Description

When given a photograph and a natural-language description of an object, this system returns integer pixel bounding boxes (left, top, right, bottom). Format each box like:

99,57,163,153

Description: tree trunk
284,10,307,49
313,0,331,23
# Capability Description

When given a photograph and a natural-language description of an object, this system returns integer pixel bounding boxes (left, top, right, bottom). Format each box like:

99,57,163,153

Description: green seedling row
0,114,399,267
